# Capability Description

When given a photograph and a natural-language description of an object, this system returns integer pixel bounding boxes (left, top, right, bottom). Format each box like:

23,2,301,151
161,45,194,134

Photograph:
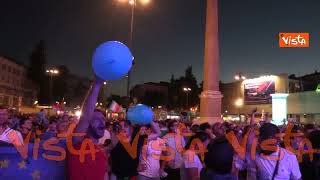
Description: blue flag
0,139,66,180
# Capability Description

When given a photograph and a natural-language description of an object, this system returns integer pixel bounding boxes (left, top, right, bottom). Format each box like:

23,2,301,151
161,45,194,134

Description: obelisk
200,0,223,124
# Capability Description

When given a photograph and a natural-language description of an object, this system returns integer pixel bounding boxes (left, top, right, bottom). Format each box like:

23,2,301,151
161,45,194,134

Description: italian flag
109,101,123,112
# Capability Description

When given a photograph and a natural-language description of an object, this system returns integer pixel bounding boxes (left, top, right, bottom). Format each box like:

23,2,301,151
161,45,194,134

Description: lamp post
183,87,192,109
103,81,108,103
234,73,246,95
46,68,59,105
117,0,151,96
234,73,246,116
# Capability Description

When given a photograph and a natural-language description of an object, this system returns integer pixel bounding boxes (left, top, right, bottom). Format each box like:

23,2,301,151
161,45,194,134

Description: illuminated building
0,56,37,108
221,73,320,124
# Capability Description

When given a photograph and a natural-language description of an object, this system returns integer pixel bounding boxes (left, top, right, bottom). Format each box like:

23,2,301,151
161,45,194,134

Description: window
2,64,6,70
8,66,11,73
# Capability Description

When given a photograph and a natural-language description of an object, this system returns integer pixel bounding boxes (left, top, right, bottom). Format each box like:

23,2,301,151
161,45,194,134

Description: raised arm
73,77,103,143
250,108,257,126
246,108,258,153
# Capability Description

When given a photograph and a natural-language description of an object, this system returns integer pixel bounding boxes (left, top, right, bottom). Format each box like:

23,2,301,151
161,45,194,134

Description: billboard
243,76,276,105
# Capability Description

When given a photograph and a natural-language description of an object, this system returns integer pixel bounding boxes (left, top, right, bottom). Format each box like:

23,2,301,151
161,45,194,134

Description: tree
142,91,165,107
71,81,89,106
52,65,69,102
27,40,48,104
168,66,200,110
170,74,175,83
289,74,297,79
27,40,46,84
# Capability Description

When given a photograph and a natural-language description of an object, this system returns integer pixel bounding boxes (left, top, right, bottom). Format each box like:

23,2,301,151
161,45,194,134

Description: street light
46,68,59,105
235,73,246,113
117,0,152,97
234,73,246,81
183,87,192,109
183,87,191,91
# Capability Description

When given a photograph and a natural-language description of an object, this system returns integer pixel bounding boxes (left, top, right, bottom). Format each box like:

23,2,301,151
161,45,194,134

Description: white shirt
98,130,111,145
180,150,203,180
163,133,186,169
234,154,257,180
255,148,301,180
0,127,24,146
139,138,162,178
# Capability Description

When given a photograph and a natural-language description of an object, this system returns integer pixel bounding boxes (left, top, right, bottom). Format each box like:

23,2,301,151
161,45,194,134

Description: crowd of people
0,78,320,180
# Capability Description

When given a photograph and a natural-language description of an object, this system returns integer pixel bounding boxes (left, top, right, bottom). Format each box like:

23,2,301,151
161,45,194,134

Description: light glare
235,98,243,107
75,110,82,117
140,0,150,5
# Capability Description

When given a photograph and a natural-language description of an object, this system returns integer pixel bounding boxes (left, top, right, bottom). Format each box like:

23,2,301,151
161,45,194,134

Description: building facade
130,82,169,107
0,56,37,108
221,73,320,124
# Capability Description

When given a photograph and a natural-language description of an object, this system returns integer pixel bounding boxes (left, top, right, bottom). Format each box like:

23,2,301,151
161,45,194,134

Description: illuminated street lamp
183,87,192,109
235,73,246,109
234,73,246,81
46,68,59,104
117,0,152,97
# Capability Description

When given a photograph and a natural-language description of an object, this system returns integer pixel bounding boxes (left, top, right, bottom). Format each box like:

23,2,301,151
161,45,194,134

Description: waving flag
109,101,123,112
0,140,66,180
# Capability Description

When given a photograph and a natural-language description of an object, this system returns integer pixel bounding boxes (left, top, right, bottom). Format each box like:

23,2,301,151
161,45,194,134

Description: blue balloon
92,41,133,80
127,104,154,125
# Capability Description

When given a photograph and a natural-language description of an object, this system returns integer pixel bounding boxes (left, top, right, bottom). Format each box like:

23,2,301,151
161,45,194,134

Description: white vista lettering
282,36,289,45
282,35,306,46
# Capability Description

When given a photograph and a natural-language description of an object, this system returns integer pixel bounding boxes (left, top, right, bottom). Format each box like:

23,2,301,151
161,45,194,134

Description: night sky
1,0,319,96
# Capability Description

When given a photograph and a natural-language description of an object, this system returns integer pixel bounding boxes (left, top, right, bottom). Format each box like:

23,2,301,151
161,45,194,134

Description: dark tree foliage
52,65,69,102
168,66,200,110
27,40,48,104
142,91,166,107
